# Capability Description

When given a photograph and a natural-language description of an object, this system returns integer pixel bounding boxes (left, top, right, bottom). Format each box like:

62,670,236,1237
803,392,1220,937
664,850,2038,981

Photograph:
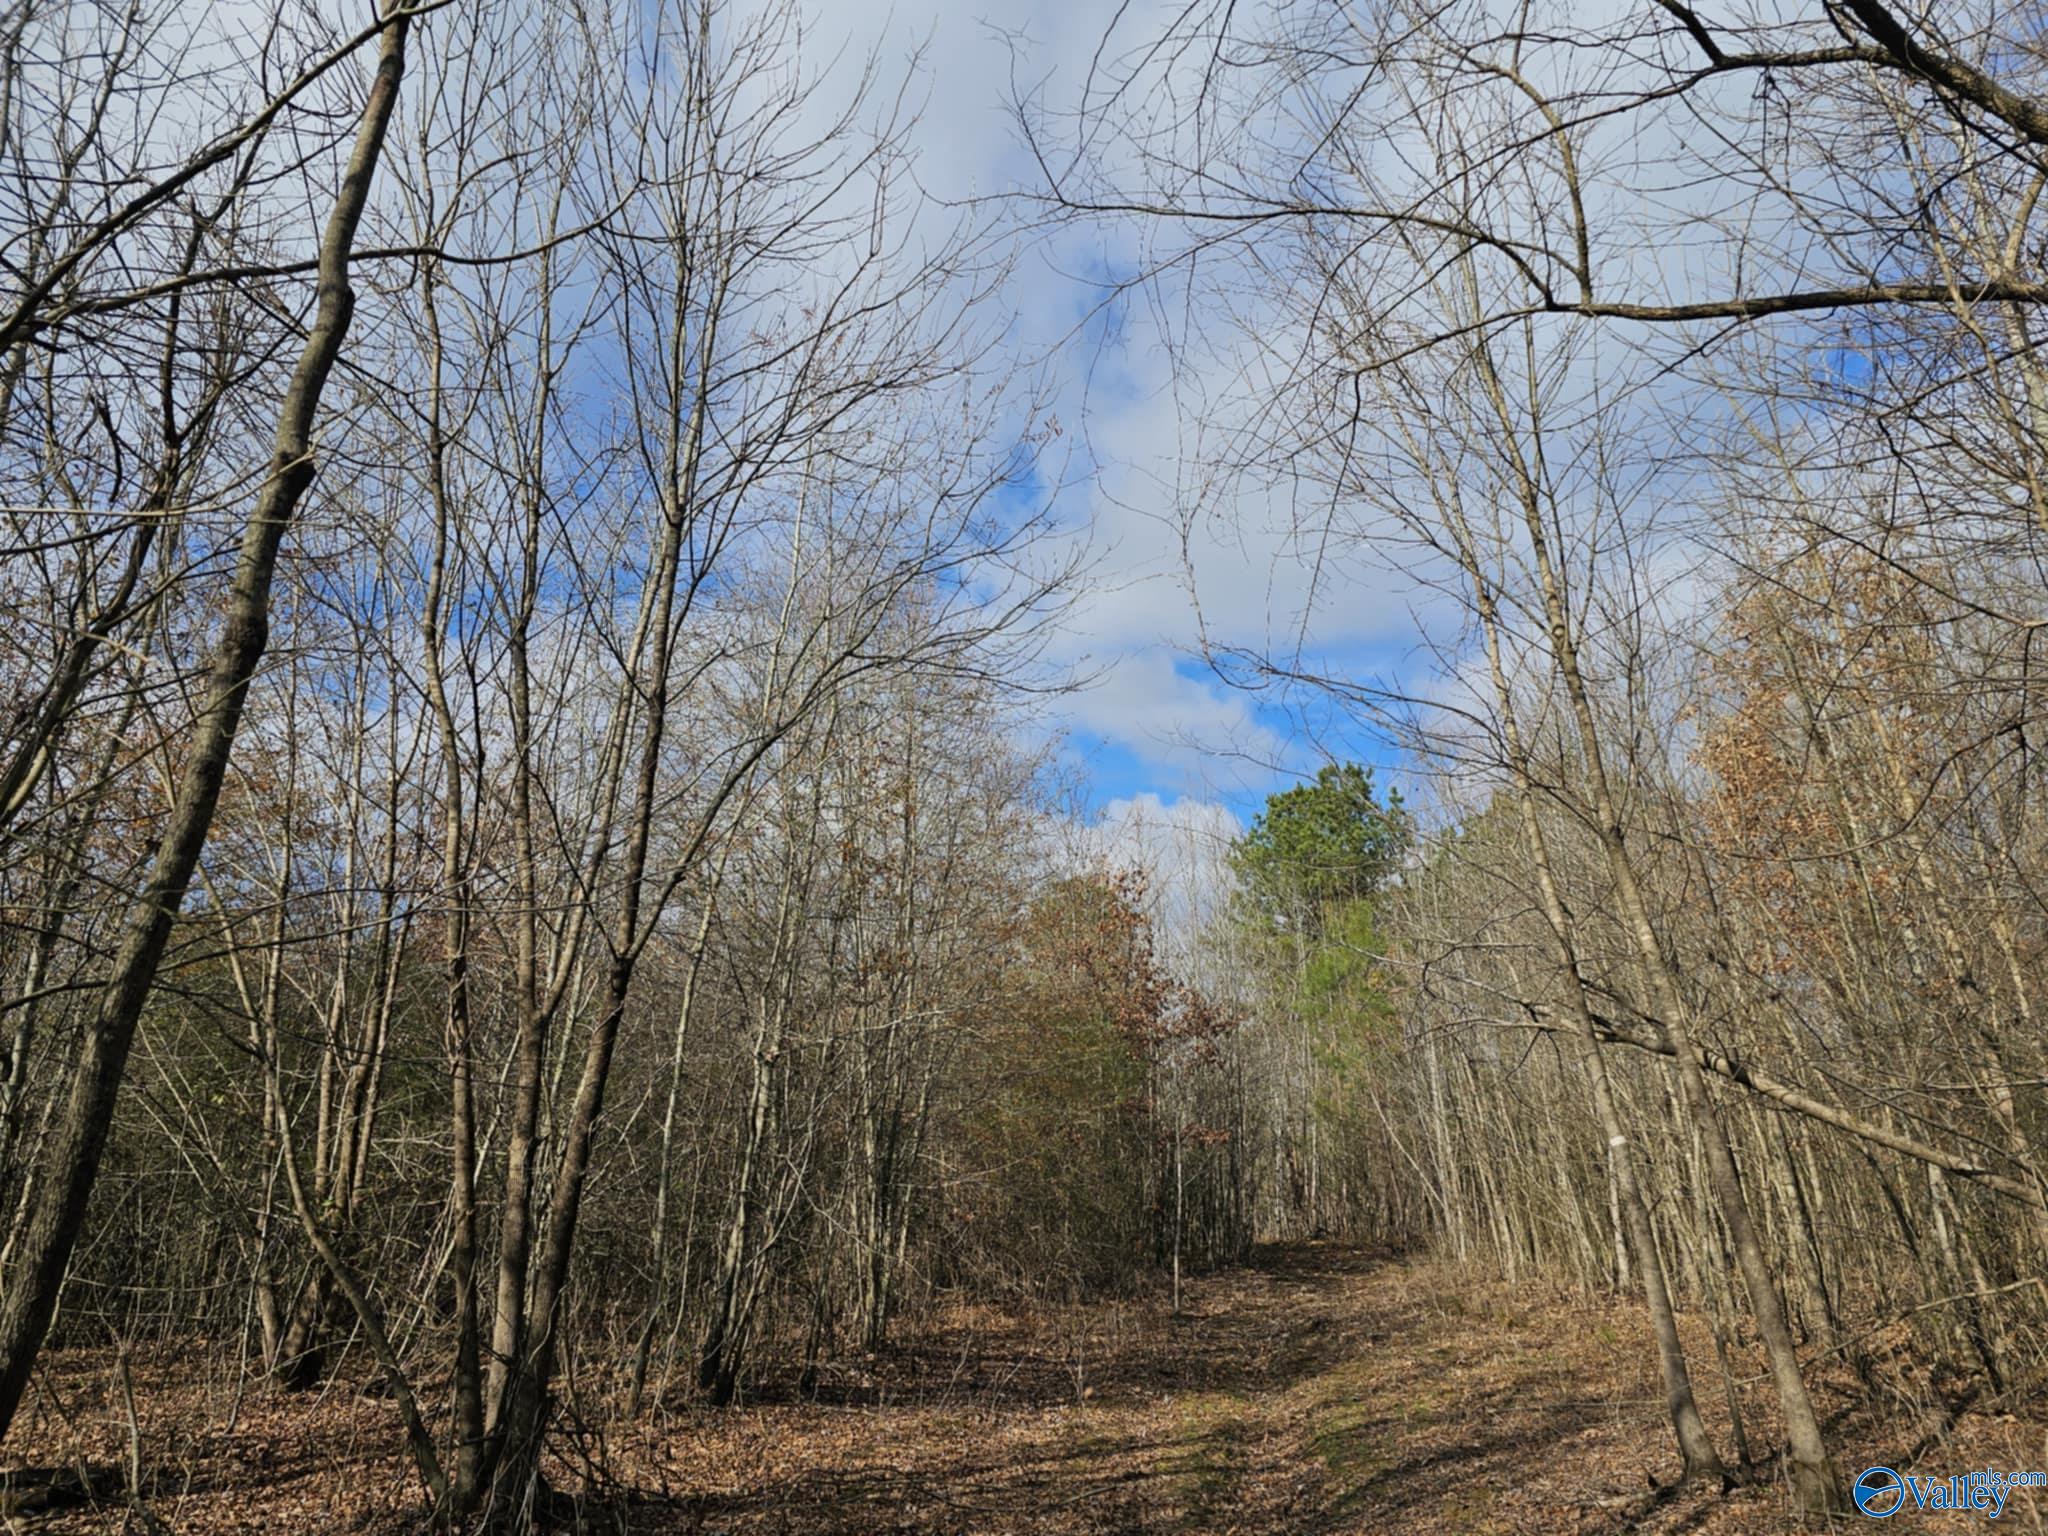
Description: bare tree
0,0,420,1447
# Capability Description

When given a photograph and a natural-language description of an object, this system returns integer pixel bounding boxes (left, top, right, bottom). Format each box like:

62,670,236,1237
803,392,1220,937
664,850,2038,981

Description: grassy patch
1168,1390,1253,1525
1299,1357,1395,1496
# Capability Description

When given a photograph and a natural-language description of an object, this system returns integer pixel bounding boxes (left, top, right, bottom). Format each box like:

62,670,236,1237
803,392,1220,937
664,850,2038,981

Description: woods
4,0,2048,1531
1041,0,2048,1520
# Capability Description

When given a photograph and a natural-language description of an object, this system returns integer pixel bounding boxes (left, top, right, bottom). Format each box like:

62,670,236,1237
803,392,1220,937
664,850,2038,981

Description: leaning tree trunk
1440,282,1843,1513
0,3,413,1447
1444,497,1727,1486
1508,418,1843,1513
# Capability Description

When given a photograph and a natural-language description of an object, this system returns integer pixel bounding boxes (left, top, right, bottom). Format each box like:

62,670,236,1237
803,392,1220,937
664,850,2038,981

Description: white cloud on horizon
1070,790,1241,963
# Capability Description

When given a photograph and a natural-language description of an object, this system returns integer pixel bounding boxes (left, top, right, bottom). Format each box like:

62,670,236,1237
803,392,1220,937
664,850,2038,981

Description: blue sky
726,0,1451,882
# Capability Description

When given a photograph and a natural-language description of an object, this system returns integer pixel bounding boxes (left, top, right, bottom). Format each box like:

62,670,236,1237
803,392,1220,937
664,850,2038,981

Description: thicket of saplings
12,0,2048,1523
1213,736,2048,1496
1378,608,2048,1439
0,3,1411,1520
33,753,1396,1407
1032,0,2048,1512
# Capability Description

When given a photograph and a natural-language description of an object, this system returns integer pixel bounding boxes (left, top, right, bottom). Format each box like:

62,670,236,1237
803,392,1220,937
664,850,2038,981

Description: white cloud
1071,791,1241,962
785,0,1426,794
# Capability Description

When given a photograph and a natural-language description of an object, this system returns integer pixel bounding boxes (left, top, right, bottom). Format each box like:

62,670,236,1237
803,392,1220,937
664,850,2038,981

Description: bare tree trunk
1446,294,1843,1512
1525,497,1841,1510
700,902,801,1405
413,245,489,1513
1437,420,1726,1486
626,880,721,1417
0,2,413,1446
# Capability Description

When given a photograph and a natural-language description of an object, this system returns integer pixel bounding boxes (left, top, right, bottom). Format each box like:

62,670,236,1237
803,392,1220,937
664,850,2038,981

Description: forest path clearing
10,1243,2039,1532
604,1242,2024,1534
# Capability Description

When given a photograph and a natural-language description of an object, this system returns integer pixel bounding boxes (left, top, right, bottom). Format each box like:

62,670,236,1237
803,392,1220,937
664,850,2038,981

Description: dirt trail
8,1243,2041,1531
600,1244,2041,1534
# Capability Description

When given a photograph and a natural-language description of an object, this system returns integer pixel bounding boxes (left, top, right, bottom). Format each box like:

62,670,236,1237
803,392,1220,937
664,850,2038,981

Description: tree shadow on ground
572,1242,1748,1535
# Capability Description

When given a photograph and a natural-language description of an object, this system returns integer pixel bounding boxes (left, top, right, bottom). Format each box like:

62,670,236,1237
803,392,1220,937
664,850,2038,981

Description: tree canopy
1230,764,1408,931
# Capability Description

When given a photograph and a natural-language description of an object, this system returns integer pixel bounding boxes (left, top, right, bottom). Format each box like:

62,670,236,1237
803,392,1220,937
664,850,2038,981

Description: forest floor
4,1243,2044,1533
